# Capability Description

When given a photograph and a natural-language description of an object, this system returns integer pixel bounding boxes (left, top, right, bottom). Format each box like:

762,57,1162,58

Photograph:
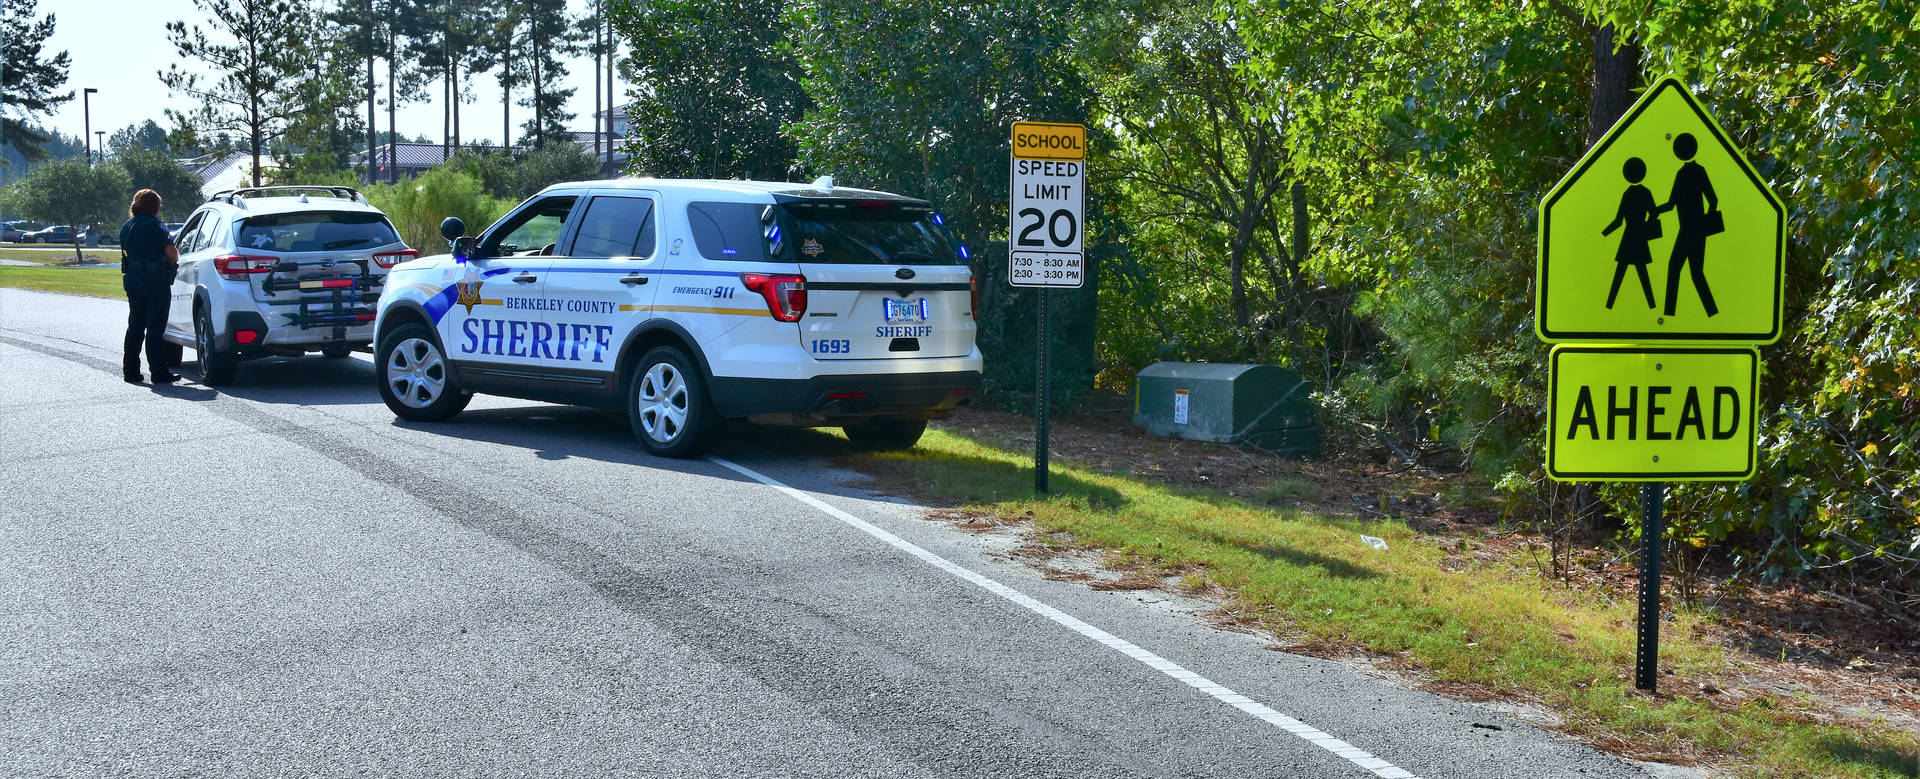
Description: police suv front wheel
629,346,716,458
377,324,470,422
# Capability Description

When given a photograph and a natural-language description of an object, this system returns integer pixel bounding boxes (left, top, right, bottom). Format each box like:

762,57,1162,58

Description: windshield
237,211,401,253
778,202,965,265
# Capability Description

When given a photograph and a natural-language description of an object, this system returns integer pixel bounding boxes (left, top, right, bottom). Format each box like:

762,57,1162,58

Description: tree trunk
502,25,512,152
452,56,462,149
1589,24,1641,146
387,22,397,183
365,0,376,184
1290,180,1309,287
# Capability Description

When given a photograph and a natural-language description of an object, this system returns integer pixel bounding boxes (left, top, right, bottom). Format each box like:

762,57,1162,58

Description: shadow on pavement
184,354,380,406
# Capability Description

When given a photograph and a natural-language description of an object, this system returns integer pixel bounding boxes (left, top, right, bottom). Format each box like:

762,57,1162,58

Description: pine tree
161,0,316,187
0,0,74,162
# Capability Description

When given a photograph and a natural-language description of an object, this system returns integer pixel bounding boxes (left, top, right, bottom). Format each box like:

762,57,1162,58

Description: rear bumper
709,370,981,422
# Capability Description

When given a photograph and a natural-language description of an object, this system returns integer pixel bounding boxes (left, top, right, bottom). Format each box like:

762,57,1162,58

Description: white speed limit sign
1008,121,1085,288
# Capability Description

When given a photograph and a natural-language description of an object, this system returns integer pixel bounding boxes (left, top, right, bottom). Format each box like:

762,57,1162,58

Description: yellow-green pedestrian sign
1547,346,1759,481
1536,77,1785,344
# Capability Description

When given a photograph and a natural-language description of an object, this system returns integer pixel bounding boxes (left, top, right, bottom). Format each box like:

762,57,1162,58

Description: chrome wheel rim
637,361,689,444
386,337,446,409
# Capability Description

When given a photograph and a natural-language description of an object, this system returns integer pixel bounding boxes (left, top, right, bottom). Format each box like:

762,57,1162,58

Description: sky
38,0,618,153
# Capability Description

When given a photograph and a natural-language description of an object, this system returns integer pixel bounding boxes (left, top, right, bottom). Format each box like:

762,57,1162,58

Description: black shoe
152,371,181,384
124,373,144,384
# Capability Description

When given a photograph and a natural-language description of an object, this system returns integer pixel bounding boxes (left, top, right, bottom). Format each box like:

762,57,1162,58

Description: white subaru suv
162,186,415,385
371,178,983,457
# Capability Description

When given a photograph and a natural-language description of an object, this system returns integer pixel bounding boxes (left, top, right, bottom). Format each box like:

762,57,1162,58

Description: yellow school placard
1546,346,1759,481
1536,77,1784,344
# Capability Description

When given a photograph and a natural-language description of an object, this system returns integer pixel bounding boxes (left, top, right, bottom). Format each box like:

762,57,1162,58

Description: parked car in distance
23,225,75,244
0,225,21,242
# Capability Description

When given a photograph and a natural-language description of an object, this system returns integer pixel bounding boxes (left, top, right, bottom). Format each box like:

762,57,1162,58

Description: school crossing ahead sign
1536,76,1785,344
1539,77,1780,483
1008,121,1086,289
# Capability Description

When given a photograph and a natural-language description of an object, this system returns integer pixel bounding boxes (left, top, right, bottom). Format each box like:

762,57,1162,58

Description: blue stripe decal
547,266,742,277
424,266,516,323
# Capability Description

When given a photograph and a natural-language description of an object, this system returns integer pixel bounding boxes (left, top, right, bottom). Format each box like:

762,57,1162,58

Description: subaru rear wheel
195,305,238,386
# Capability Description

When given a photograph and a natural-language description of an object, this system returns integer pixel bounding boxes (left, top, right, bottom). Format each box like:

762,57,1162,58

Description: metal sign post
1036,289,1051,493
1635,482,1665,691
1009,121,1086,495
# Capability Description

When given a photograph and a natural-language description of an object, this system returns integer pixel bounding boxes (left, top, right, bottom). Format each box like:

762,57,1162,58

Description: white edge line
706,454,1420,779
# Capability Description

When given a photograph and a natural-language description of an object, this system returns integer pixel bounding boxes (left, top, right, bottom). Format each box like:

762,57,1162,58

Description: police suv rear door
779,196,974,360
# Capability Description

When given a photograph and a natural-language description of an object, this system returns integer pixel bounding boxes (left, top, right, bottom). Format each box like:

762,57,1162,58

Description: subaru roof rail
208,185,363,205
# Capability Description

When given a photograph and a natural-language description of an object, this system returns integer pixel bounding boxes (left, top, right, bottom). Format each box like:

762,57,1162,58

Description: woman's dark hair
129,189,162,217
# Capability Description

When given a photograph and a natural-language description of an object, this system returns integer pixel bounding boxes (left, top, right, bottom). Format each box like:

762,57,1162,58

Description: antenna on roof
811,175,834,189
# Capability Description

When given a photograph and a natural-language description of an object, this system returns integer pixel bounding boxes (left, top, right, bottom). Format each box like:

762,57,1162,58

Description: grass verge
0,247,119,264
0,265,125,298
844,428,1920,778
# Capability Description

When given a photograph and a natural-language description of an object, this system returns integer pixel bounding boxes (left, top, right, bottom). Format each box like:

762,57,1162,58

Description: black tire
194,305,239,386
321,342,352,359
628,345,717,458
844,418,929,451
376,324,470,421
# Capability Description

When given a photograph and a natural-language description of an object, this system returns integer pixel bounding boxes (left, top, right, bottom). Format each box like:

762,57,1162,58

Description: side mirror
439,217,466,242
451,236,478,261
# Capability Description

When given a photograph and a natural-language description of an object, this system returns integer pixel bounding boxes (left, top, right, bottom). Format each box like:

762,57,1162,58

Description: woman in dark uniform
119,189,181,384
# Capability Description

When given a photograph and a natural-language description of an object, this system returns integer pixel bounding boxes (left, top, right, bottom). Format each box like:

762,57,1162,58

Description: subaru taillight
214,254,277,280
372,249,418,268
970,276,980,319
740,273,807,322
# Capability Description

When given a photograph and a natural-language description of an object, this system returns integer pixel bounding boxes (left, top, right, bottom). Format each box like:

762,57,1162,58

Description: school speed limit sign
1008,121,1085,288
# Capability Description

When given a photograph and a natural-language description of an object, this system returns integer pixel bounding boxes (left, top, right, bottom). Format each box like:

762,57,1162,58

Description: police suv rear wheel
195,305,238,386
630,346,715,458
843,418,928,451
377,324,470,421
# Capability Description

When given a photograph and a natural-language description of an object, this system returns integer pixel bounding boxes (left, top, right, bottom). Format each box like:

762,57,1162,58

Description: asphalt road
1,289,1680,778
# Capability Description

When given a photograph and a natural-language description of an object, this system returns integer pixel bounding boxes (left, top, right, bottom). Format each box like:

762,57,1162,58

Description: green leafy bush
361,168,513,254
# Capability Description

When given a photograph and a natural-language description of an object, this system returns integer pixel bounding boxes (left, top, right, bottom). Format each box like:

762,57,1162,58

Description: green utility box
1132,362,1320,458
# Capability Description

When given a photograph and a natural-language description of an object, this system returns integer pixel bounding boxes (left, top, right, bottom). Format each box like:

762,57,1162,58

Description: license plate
883,297,930,322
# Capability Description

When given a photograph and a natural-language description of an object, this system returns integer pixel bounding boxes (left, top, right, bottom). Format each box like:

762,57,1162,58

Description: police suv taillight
740,273,807,322
372,249,419,268
213,254,277,280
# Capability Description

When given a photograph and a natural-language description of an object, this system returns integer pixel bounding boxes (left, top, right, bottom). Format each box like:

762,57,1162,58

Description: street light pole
82,88,98,165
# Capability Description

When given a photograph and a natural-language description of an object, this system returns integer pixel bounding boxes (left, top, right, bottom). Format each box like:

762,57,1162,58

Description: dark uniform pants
123,271,171,377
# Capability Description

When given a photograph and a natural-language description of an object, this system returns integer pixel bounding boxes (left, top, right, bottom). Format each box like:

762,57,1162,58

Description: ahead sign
1009,121,1086,288
1546,346,1759,481
1536,77,1785,343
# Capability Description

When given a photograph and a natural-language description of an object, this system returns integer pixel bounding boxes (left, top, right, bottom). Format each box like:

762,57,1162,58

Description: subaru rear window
237,211,401,253
777,201,964,265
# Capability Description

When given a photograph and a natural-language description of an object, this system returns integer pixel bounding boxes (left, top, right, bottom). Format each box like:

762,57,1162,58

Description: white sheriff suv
163,186,415,385
371,178,983,457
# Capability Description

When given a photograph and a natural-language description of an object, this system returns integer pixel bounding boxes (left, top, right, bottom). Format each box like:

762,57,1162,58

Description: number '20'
1016,208,1078,248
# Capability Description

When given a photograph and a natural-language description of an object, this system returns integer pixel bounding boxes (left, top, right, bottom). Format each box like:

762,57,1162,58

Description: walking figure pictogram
1656,133,1722,317
1600,157,1659,310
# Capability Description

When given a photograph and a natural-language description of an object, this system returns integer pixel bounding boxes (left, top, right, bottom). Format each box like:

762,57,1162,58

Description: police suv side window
687,202,767,261
567,196,655,259
484,196,578,257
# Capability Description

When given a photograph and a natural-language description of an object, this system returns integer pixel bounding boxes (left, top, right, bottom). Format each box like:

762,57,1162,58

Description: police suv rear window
779,201,963,265
238,212,400,253
686,202,768,261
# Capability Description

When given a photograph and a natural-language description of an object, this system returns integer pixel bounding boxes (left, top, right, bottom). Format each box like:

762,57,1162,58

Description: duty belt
121,258,171,274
